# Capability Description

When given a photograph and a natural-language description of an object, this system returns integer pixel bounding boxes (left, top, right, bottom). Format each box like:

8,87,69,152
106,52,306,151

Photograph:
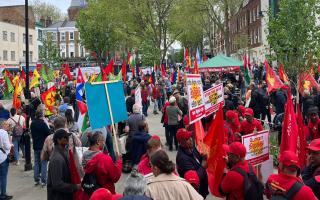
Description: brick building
43,0,87,66
0,5,38,67
211,0,270,64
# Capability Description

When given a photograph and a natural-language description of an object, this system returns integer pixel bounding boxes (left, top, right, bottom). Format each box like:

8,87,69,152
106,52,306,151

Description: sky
0,0,71,13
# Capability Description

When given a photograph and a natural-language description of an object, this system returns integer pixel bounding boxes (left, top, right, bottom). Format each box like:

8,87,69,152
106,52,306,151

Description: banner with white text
204,83,224,116
186,74,205,124
242,130,270,165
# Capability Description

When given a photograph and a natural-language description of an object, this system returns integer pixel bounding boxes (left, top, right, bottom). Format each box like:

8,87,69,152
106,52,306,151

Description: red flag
318,64,320,73
105,59,114,75
247,54,251,70
161,64,166,77
100,66,108,81
298,72,320,95
194,120,206,153
203,106,226,197
278,63,289,83
21,70,26,80
40,86,57,112
202,54,208,62
194,59,199,74
280,88,298,154
264,60,284,93
296,104,307,169
185,48,190,72
64,63,72,81
122,60,127,82
68,150,84,200
243,54,247,68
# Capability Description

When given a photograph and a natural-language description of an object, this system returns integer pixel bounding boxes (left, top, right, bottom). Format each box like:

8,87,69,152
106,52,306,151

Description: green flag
95,73,102,82
41,65,49,83
3,87,11,100
4,75,13,93
81,112,89,132
47,67,55,81
241,66,251,85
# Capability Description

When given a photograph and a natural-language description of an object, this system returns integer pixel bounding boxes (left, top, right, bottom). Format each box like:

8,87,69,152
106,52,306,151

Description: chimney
45,17,52,27
40,17,45,27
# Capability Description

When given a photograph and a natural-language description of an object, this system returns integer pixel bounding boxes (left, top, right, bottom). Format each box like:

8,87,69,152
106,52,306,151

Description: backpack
11,116,23,137
81,172,100,196
232,164,264,200
270,181,303,200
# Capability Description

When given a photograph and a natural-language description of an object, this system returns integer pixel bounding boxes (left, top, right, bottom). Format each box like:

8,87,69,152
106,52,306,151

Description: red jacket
224,122,235,144
141,88,149,104
266,173,317,200
152,86,161,99
138,154,152,175
240,119,263,135
308,118,320,140
162,102,170,125
84,153,122,194
220,161,255,200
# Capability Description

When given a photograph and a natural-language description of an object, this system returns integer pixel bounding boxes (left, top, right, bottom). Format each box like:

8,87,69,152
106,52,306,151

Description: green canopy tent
199,54,243,72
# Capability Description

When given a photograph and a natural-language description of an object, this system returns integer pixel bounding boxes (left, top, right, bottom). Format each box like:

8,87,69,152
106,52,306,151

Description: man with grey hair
120,170,152,200
0,120,13,199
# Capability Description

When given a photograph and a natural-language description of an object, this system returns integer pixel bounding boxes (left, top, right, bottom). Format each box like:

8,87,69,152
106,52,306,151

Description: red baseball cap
176,128,192,142
226,110,237,120
238,105,246,116
228,142,246,158
244,108,254,116
279,151,300,168
306,139,320,152
151,135,161,141
90,188,122,200
184,170,200,188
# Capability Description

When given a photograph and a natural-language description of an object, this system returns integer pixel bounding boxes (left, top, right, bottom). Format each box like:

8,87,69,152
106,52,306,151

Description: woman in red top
83,132,122,197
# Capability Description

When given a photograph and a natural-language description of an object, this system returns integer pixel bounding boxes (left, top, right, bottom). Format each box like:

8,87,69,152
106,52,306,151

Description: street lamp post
24,0,32,171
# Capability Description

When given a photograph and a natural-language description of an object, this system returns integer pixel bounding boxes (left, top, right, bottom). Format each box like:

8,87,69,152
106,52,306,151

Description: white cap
169,96,176,103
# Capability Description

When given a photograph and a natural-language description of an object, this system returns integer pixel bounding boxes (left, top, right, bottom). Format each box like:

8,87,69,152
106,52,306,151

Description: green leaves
267,0,320,75
39,33,62,68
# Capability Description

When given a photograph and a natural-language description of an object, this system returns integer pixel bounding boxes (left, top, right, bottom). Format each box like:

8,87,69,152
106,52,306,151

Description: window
257,28,261,43
69,32,74,40
61,32,65,41
70,52,74,57
11,51,15,61
62,52,66,58
23,33,26,43
253,10,256,22
10,32,15,42
52,32,57,41
257,6,260,19
249,12,252,23
38,30,42,41
2,31,7,41
29,51,33,62
29,35,33,45
3,51,7,61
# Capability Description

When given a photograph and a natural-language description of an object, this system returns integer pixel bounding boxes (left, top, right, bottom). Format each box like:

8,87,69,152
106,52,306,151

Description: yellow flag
12,76,19,86
14,79,23,96
30,69,40,89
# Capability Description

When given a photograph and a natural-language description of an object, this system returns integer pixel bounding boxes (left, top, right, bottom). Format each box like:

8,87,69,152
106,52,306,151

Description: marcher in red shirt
240,108,263,135
307,107,320,141
265,151,317,200
225,110,240,142
137,135,162,175
219,142,259,200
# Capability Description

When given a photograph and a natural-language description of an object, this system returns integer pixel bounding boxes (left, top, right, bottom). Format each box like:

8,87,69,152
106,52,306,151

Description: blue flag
85,81,128,129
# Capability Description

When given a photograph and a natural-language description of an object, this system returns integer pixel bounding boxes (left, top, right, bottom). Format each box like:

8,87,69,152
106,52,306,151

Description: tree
76,0,123,65
31,0,65,22
39,33,62,67
267,0,320,76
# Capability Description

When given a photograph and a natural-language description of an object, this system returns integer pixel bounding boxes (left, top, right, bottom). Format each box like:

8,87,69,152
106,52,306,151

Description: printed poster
242,130,270,165
204,83,224,116
186,74,205,124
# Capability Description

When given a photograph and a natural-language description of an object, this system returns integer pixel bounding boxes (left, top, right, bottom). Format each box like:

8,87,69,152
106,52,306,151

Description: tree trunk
224,2,231,56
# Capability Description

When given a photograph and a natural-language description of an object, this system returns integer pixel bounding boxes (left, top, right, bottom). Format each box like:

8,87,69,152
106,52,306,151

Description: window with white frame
61,32,65,41
3,50,8,61
253,10,256,22
10,32,15,42
11,51,15,61
29,35,33,45
23,33,26,43
52,32,57,41
29,51,33,62
3,31,7,41
69,32,74,40
257,6,260,19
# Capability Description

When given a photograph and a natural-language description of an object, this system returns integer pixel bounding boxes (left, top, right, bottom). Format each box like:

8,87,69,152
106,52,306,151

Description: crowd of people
0,66,318,200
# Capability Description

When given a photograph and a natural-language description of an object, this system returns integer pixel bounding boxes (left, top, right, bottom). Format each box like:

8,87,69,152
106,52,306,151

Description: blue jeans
12,136,21,162
142,102,148,116
0,158,9,197
33,150,47,183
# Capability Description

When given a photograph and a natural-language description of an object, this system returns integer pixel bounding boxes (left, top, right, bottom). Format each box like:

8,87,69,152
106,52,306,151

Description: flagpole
103,83,120,154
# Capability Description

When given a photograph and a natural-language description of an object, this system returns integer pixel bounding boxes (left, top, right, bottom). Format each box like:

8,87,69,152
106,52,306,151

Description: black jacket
30,118,51,150
47,146,78,200
302,165,320,199
176,147,209,198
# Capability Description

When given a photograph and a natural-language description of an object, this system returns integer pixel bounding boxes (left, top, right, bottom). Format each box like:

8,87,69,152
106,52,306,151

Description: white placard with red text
186,74,205,124
242,130,270,165
204,83,224,116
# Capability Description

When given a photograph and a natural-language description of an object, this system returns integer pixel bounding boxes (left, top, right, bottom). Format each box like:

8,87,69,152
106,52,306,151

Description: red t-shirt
220,161,256,200
240,119,263,135
137,154,152,175
266,173,317,200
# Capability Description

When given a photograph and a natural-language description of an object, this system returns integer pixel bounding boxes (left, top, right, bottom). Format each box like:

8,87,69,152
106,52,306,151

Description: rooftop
46,20,76,29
